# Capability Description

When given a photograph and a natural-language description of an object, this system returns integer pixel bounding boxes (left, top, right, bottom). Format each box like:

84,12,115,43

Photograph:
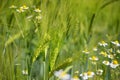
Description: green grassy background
0,0,120,80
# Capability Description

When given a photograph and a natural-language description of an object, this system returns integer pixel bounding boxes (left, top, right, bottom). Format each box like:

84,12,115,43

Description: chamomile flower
93,47,98,51
22,69,28,75
111,40,120,46
20,5,29,10
117,50,120,53
34,8,42,13
75,71,79,74
96,69,103,75
98,41,108,47
80,71,95,80
9,5,17,8
36,15,42,20
108,54,114,59
16,5,29,13
82,49,90,54
87,71,95,78
89,56,99,61
102,60,110,66
54,69,71,80
99,51,107,57
16,8,24,13
80,72,88,80
110,60,119,68
71,76,80,80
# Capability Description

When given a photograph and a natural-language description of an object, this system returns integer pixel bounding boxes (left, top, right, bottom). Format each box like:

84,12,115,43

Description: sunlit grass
0,0,120,80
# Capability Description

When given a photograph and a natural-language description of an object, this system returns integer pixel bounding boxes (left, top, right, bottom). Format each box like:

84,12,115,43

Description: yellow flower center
105,61,109,64
113,60,118,64
36,9,40,11
35,8,41,12
75,71,79,74
73,76,79,79
115,41,119,44
20,5,28,10
108,54,113,58
60,72,66,77
101,41,106,44
23,5,26,8
10,5,16,8
92,56,97,60
20,8,24,11
87,71,92,76
85,49,88,52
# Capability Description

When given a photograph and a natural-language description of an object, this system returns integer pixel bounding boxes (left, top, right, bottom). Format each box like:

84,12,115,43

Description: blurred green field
0,0,120,80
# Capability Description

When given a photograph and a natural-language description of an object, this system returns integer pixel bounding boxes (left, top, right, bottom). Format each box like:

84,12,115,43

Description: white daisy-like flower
54,69,71,80
71,76,80,80
111,40,120,46
16,5,29,13
16,8,25,13
82,49,90,54
102,60,110,66
110,60,119,68
20,5,29,10
99,51,107,57
75,71,79,74
117,50,120,53
89,56,99,61
87,71,95,78
93,47,98,51
80,71,95,80
98,41,108,47
80,72,88,80
96,69,103,75
34,8,42,13
36,15,42,20
22,70,28,75
108,54,114,59
9,5,17,8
